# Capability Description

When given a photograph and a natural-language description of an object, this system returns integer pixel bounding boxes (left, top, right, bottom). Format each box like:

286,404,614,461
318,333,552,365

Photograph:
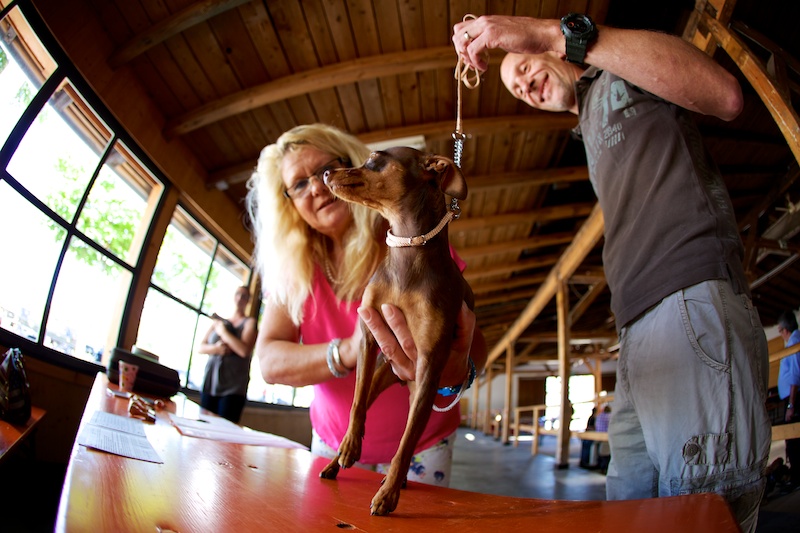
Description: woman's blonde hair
245,124,382,325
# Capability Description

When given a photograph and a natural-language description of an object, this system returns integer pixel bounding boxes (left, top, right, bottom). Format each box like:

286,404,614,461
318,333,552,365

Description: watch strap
565,37,589,64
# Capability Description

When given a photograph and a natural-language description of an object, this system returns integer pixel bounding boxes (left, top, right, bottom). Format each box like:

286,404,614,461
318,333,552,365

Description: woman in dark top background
198,285,258,423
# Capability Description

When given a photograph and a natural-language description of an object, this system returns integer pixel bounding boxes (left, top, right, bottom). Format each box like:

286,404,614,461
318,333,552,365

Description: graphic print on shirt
585,75,635,191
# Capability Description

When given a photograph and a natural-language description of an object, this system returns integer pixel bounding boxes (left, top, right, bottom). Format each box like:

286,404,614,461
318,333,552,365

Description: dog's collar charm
385,198,461,248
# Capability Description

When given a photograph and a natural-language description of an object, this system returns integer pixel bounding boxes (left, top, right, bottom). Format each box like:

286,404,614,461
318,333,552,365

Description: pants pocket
677,281,731,372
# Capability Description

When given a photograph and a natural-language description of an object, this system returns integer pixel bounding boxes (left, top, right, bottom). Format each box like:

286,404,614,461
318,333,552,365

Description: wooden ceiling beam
477,312,531,329
682,0,737,55
699,12,800,163
516,330,617,344
455,232,575,259
207,118,581,189
466,167,589,191
109,0,251,68
569,280,609,325
359,114,578,144
463,254,561,281
487,205,605,365
569,268,606,285
454,203,594,232
738,163,799,233
471,274,549,295
165,46,457,136
476,289,539,307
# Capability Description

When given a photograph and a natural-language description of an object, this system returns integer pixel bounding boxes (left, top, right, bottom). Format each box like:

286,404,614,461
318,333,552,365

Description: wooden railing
512,404,581,455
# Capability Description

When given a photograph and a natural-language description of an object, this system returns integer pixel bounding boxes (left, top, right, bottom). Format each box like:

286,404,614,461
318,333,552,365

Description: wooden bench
512,404,579,455
0,405,46,463
578,430,609,442
772,421,800,441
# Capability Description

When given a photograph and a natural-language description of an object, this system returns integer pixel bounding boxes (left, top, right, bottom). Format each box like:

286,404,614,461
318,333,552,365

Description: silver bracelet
331,339,350,373
326,338,348,378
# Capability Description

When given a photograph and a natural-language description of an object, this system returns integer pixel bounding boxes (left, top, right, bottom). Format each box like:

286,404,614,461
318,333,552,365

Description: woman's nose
308,174,327,195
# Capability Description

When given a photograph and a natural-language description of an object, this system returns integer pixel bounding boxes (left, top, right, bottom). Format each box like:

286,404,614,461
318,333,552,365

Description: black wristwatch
561,13,597,65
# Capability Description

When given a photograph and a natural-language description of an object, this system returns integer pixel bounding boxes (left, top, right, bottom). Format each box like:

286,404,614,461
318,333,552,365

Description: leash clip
450,198,461,220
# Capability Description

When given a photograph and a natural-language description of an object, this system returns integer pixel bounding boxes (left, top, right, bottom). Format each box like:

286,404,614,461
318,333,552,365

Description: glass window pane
0,6,57,148
262,384,298,406
151,207,214,308
0,181,64,341
135,288,197,386
187,314,212,391
201,246,249,316
77,141,158,266
293,386,313,408
46,236,132,362
6,80,112,223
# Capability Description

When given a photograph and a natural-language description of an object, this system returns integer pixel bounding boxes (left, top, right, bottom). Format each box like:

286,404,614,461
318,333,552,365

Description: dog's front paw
337,434,362,469
370,484,400,516
319,457,341,480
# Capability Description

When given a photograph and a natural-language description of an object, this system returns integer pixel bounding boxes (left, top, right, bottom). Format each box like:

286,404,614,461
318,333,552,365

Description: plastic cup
119,360,139,393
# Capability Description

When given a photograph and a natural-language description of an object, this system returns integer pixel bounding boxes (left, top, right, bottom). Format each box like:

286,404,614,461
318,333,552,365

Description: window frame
0,1,309,408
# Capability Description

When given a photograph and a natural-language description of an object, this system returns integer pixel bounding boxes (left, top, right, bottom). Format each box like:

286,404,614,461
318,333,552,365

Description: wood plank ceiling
83,0,800,375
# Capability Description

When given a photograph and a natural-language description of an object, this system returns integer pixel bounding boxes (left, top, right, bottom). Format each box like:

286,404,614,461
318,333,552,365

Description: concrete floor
449,427,607,501
449,427,800,532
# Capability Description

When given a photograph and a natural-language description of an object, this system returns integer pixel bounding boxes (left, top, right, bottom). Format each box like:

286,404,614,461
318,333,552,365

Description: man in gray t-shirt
453,14,770,533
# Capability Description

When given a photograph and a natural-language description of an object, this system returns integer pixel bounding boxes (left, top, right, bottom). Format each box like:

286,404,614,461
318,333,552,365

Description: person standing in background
777,310,800,491
198,285,258,423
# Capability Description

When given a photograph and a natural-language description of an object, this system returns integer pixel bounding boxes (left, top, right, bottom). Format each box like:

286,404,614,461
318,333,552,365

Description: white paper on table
168,413,308,449
89,411,147,436
77,412,163,463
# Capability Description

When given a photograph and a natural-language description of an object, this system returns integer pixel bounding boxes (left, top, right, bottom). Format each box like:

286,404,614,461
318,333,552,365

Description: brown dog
319,146,474,515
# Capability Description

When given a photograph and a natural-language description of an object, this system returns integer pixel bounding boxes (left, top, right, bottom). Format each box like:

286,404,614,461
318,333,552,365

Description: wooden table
0,405,45,463
56,373,741,532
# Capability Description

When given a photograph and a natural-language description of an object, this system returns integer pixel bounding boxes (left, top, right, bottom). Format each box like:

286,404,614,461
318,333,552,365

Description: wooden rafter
462,254,561,282
486,204,606,366
696,12,800,163
682,0,738,55
569,280,609,325
456,232,575,260
207,119,582,188
454,203,595,232
109,0,251,68
471,274,549,295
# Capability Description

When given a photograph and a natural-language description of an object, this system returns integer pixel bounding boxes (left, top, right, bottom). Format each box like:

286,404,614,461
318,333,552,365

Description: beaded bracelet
326,338,348,378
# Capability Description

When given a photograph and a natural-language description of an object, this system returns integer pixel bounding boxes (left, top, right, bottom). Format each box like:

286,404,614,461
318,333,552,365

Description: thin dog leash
429,15,482,414
452,14,481,169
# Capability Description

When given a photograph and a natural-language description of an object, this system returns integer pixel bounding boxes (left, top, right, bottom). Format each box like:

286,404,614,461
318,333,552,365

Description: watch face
562,13,595,38
566,18,590,34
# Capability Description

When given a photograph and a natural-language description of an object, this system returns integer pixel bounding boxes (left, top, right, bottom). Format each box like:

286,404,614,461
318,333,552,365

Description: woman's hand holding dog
357,301,482,387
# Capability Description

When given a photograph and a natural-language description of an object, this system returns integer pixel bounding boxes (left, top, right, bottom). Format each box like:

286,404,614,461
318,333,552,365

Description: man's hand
357,301,475,386
452,15,558,72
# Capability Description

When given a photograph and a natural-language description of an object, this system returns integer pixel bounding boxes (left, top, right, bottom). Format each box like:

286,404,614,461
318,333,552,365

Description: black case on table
107,348,180,398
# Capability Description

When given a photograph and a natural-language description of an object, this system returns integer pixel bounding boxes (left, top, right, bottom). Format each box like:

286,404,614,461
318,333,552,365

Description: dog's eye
365,152,387,171
317,163,339,176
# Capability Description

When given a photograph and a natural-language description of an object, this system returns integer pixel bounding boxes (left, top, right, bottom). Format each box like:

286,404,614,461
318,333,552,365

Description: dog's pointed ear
424,155,468,200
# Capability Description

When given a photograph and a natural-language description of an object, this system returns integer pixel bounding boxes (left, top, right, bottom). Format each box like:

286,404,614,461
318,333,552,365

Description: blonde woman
246,124,486,486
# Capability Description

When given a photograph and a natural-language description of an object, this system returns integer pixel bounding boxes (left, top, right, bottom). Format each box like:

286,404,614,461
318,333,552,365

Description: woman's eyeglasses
283,157,350,200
